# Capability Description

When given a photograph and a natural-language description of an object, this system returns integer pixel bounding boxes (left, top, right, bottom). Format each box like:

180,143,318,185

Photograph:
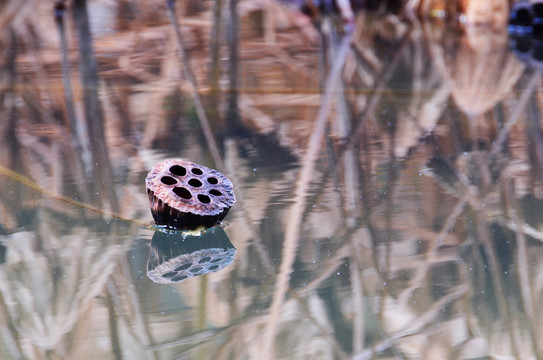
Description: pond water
1,1,543,359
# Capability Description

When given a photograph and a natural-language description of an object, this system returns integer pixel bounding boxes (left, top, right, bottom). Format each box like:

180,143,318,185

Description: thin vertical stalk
116,259,159,359
353,285,468,360
54,1,78,136
106,281,123,360
291,295,350,359
167,2,276,279
349,239,365,355
508,181,540,356
325,18,360,226
526,93,543,172
73,0,119,213
490,70,540,157
167,2,276,283
263,0,276,43
166,0,223,169
343,29,412,154
197,276,208,360
226,0,240,129
398,195,468,305
261,28,353,359
5,28,19,169
54,1,89,204
0,290,23,359
209,0,223,130
476,208,521,359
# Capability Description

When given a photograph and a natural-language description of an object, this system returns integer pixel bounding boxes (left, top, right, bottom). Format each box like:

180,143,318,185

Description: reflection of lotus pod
147,226,236,284
146,159,236,229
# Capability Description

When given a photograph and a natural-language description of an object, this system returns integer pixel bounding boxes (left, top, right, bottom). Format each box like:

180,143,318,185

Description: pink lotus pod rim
146,158,236,217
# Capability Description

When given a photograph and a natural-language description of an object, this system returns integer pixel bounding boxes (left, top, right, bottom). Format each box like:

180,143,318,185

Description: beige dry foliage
2,1,543,360
461,0,509,27
427,23,524,117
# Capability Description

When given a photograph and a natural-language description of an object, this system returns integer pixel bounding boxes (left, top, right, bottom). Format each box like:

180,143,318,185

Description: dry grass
1,1,543,359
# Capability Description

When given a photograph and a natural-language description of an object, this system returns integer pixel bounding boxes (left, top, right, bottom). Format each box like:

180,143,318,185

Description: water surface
1,1,542,359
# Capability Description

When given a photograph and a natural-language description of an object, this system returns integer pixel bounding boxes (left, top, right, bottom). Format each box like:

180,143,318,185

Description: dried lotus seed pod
146,159,236,229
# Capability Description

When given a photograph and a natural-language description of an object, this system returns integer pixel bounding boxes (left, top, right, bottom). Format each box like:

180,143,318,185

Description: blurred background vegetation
2,0,543,359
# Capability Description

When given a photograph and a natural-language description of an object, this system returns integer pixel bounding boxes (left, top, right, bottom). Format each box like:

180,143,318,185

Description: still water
1,1,543,359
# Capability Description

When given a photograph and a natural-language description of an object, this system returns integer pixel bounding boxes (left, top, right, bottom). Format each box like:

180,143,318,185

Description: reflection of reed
0,219,136,358
73,0,119,213
3,1,543,359
427,21,524,117
166,0,223,167
262,26,353,359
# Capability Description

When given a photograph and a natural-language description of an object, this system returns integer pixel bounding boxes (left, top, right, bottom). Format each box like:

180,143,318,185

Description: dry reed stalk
398,194,468,305
248,93,321,106
491,71,541,157
508,189,540,356
0,294,23,359
0,1,32,33
506,221,543,242
73,0,119,213
226,0,240,128
223,139,274,273
291,295,350,359
54,2,78,140
525,94,543,171
105,280,123,360
354,285,468,360
295,244,352,296
315,18,359,224
385,19,450,157
0,224,134,358
349,237,365,355
343,29,411,155
475,207,521,358
0,163,142,224
143,327,225,350
263,0,276,43
110,260,160,360
261,28,354,359
324,19,361,225
208,0,223,127
376,161,398,284
166,0,223,169
140,35,179,149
